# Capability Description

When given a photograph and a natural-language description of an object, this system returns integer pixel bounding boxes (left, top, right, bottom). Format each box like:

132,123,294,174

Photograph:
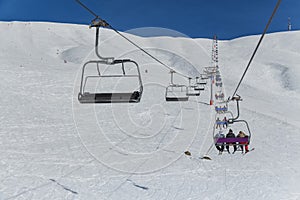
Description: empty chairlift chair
204,66,218,74
200,74,209,80
196,76,207,85
78,21,143,104
165,71,189,101
194,77,205,91
186,78,200,96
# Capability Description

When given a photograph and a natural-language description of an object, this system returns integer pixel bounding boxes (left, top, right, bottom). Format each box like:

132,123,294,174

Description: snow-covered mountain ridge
0,21,299,200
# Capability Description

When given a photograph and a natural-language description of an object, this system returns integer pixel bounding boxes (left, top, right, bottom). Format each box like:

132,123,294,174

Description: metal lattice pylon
211,35,219,68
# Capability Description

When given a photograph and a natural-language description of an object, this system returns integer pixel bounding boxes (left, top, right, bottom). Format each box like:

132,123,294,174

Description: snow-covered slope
0,21,299,200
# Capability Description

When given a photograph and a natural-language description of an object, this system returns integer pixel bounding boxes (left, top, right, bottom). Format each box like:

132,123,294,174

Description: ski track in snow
0,22,300,199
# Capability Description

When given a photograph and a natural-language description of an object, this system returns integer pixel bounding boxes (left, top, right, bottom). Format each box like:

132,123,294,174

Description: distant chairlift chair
204,66,218,74
78,19,143,104
187,78,200,96
215,82,223,87
194,77,205,91
200,74,209,80
165,71,189,101
216,74,222,82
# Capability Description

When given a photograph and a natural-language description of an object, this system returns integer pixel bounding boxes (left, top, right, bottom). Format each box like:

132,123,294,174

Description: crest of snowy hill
0,21,299,200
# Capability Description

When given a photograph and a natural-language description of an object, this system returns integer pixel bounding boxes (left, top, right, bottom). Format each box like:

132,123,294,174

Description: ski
201,155,212,160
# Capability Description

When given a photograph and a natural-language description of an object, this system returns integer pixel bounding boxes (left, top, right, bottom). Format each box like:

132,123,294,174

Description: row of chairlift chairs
165,71,207,102
77,22,252,156
78,19,207,104
212,71,252,154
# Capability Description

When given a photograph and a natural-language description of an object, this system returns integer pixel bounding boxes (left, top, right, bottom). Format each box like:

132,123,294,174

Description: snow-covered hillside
0,21,299,200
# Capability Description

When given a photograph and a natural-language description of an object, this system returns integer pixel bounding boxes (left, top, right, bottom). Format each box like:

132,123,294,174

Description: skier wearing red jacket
237,131,249,153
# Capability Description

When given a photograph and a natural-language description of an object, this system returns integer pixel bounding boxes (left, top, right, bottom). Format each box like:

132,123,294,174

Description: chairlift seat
215,137,249,144
194,86,205,91
78,91,141,103
215,107,228,112
216,121,227,125
166,96,189,101
186,92,200,96
197,82,207,85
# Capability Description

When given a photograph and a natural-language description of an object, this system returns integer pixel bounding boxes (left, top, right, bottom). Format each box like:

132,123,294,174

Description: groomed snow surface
0,22,299,200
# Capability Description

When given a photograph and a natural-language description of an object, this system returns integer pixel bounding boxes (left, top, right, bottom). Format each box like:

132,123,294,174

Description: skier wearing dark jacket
226,129,237,153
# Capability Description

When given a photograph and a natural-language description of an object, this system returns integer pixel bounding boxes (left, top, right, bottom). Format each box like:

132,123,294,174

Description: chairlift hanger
225,95,252,140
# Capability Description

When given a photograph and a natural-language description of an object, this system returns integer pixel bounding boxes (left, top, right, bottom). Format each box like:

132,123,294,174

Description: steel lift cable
75,0,198,80
231,0,282,98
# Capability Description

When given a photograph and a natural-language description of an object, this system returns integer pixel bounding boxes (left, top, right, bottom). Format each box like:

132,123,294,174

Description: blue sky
0,0,299,39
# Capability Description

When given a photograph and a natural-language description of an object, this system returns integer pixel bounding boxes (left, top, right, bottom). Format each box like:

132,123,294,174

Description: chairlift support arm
228,98,241,123
95,27,114,62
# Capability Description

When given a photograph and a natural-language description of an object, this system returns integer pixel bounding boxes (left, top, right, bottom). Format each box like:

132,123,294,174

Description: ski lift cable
231,0,282,98
76,0,98,18
75,0,195,79
110,26,193,79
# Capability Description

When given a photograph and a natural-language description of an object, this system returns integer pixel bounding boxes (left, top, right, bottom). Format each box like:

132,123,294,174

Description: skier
215,131,225,154
220,93,224,99
222,117,228,128
215,106,219,112
216,117,221,129
237,131,249,153
226,129,237,154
